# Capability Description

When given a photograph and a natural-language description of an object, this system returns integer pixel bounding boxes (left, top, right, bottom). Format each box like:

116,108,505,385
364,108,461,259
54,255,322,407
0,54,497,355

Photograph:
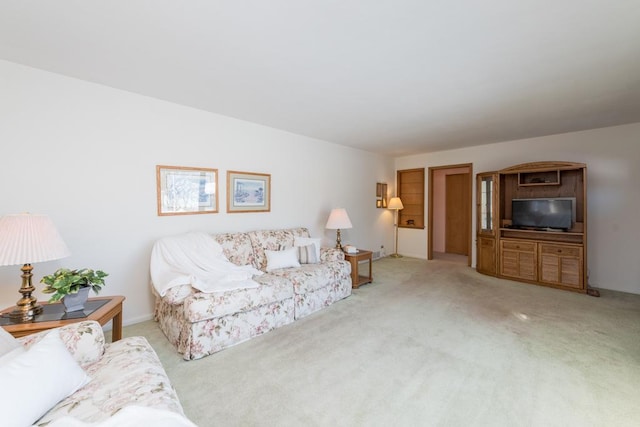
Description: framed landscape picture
156,165,218,216
227,171,271,213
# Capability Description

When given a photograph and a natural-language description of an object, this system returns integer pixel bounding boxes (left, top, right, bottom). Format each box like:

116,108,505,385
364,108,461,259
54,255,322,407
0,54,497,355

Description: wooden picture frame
156,165,218,216
227,171,271,213
376,182,387,208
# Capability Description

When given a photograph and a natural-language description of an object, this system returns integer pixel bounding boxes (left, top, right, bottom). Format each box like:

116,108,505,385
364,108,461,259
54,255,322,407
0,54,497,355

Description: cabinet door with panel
477,237,497,275
539,243,583,289
500,240,537,281
476,172,498,275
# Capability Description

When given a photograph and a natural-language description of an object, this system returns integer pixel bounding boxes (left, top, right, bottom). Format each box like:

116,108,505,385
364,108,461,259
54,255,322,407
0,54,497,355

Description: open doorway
428,164,473,265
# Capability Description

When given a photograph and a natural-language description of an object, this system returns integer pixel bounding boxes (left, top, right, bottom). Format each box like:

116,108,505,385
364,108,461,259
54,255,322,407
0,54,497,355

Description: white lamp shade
388,197,404,210
325,208,353,229
0,213,71,266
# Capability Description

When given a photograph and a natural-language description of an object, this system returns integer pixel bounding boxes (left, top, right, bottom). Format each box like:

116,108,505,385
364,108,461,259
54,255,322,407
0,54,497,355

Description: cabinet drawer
539,244,581,258
501,240,536,252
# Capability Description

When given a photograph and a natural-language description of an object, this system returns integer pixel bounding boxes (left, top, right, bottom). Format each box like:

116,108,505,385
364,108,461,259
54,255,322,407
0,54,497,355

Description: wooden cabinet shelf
499,228,584,245
397,168,425,229
518,170,560,186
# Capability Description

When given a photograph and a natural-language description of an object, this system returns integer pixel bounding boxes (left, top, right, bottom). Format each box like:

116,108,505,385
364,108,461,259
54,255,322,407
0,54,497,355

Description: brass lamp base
391,217,402,259
335,229,344,250
8,303,42,322
8,263,43,322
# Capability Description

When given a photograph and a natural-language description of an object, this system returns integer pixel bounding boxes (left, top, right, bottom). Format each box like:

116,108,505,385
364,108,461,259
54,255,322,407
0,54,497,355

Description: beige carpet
121,257,640,427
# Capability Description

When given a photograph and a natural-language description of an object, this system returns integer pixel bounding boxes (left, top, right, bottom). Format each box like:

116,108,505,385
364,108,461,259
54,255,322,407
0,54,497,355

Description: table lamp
388,197,404,258
325,208,353,250
0,213,70,322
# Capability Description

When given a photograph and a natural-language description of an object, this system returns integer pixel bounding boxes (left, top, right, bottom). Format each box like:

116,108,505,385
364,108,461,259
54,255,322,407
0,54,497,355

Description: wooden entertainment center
476,161,588,293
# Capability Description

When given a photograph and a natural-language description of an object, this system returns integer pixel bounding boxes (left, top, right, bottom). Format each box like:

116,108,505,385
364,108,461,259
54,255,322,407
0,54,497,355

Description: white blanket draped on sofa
150,232,262,296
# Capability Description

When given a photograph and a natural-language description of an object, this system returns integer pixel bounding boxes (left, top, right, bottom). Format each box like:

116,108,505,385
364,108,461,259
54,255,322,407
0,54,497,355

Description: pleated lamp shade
0,213,71,266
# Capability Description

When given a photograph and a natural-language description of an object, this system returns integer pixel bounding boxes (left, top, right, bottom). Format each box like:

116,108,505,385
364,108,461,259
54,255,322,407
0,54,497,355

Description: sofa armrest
156,283,195,305
320,247,345,262
18,320,106,368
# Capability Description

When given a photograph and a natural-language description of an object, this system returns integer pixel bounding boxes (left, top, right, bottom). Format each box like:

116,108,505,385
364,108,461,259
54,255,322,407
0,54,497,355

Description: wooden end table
0,296,125,342
343,249,373,288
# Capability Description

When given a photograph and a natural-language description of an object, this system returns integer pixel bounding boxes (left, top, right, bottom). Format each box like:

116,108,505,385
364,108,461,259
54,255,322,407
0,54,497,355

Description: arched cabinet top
499,161,586,174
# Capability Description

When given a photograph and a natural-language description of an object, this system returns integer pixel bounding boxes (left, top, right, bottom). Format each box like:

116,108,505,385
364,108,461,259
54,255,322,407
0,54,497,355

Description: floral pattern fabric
159,283,195,305
154,227,352,360
212,232,256,268
20,320,105,368
320,247,346,263
247,228,297,271
155,296,294,360
17,321,185,425
271,261,352,319
183,274,293,322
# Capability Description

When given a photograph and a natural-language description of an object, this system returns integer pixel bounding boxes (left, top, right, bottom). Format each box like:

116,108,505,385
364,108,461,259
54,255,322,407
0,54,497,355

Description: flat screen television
511,198,575,230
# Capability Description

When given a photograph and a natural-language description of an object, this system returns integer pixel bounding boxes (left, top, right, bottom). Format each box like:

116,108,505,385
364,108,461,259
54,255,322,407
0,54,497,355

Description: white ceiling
1,1,639,156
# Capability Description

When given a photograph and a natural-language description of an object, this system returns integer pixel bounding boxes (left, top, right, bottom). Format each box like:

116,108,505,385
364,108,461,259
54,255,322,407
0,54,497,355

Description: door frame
428,163,473,266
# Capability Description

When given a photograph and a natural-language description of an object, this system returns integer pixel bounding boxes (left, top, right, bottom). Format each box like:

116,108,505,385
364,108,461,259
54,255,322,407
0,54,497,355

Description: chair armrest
18,320,106,367
320,247,345,262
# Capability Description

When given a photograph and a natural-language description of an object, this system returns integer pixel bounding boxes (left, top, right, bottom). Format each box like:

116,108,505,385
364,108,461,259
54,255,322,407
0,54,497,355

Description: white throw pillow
0,346,25,365
0,329,91,427
0,325,20,357
294,237,322,261
265,247,301,272
297,244,319,264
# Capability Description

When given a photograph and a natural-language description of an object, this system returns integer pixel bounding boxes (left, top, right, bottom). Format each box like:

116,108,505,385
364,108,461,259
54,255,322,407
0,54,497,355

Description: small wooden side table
0,296,125,342
344,249,373,288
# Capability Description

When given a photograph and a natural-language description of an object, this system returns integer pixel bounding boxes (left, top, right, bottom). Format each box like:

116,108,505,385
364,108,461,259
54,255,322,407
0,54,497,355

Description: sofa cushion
1,329,91,427
35,336,184,425
265,247,301,271
183,274,294,322
294,236,321,261
212,232,256,268
248,228,312,271
297,244,319,264
288,227,312,240
20,321,106,368
269,262,348,294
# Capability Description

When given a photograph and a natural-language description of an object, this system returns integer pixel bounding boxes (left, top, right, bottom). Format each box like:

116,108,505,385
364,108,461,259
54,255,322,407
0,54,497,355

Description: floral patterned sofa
153,227,352,360
14,321,189,426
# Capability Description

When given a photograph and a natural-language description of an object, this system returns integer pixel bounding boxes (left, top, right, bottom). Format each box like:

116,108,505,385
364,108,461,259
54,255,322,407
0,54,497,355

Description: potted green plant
41,268,108,312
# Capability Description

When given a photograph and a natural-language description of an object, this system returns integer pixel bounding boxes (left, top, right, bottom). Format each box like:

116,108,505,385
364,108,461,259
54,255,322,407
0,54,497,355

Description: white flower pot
62,287,90,312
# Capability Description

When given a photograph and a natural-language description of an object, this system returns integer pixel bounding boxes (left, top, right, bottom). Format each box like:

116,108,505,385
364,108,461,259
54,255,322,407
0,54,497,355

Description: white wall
0,60,395,324
395,124,640,294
